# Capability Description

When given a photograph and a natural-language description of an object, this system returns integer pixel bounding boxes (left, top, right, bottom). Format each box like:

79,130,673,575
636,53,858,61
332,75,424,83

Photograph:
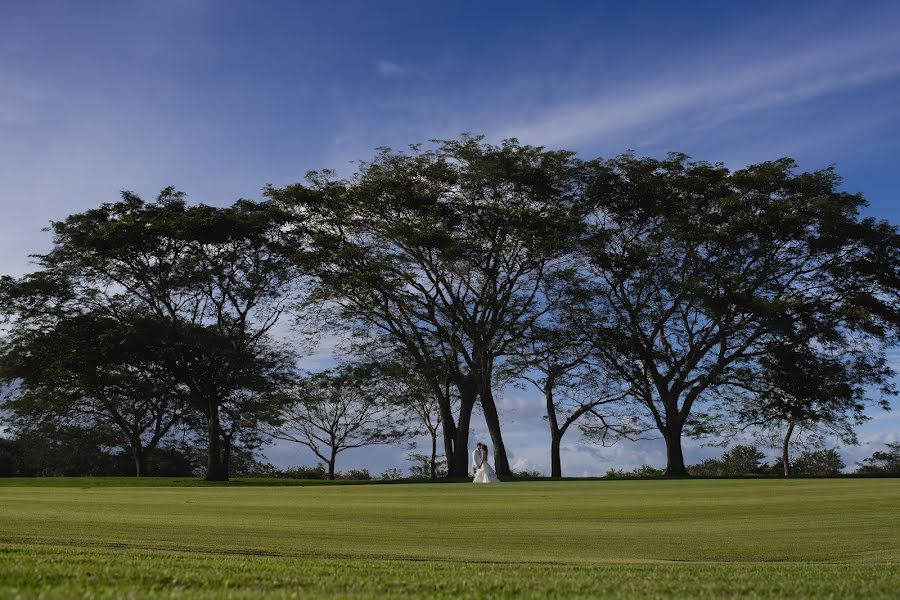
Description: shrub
512,469,543,478
688,458,725,477
603,464,665,479
281,464,328,480
632,464,665,477
688,446,769,477
792,449,845,476
143,443,205,477
720,445,768,475
337,468,372,481
379,467,405,480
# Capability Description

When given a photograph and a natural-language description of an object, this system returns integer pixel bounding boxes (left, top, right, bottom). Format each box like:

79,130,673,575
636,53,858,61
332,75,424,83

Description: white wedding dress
473,451,501,484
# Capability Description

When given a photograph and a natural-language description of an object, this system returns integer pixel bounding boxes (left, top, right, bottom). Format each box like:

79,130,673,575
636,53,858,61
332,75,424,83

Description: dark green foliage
0,423,202,477
0,189,302,481
721,445,769,475
1,137,898,480
5,422,123,476
604,464,666,479
0,437,17,476
337,469,372,481
734,339,892,476
688,458,729,477
270,136,592,477
278,464,328,479
774,449,846,476
379,467,405,480
0,309,185,476
688,445,769,476
856,442,900,474
141,443,205,477
579,153,899,475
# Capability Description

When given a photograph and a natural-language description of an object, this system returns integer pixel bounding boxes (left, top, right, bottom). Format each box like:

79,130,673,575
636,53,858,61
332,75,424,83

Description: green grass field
0,478,898,598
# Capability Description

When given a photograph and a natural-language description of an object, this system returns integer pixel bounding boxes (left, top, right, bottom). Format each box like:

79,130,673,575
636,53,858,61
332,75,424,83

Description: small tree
720,445,768,475
374,355,454,481
735,340,892,477
508,320,637,478
404,394,446,480
407,451,447,479
272,365,408,480
856,443,900,475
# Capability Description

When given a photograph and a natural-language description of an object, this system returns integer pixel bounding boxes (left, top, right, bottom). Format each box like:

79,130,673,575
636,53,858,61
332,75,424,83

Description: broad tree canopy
580,154,899,474
269,136,590,476
0,188,303,480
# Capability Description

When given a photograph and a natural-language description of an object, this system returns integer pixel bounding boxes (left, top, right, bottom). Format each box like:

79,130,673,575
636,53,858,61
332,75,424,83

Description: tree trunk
328,452,337,481
441,418,457,477
782,420,795,478
205,403,228,481
221,433,232,479
133,447,146,478
550,433,562,478
431,381,457,478
450,387,476,478
663,419,688,476
546,382,562,478
430,432,437,480
479,385,512,477
428,376,456,478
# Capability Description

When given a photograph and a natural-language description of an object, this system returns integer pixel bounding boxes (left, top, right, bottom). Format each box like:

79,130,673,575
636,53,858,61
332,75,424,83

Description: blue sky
1,1,898,474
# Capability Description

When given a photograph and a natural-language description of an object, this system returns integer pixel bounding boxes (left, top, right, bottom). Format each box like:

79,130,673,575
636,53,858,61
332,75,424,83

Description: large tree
0,189,302,480
270,136,589,476
580,154,899,475
0,310,184,476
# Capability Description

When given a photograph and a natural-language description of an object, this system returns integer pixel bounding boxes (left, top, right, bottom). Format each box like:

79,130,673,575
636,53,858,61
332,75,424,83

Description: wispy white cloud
494,33,900,149
326,14,900,183
375,59,405,78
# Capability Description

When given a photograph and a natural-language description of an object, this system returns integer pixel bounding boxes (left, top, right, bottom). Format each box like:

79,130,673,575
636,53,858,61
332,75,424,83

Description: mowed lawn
0,478,898,598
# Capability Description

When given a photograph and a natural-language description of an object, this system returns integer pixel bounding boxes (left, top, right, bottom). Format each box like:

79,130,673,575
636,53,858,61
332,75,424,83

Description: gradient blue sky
1,1,898,474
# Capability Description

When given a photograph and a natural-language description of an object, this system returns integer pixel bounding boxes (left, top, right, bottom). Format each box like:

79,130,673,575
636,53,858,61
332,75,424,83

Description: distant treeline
3,432,897,479
1,136,898,480
606,444,900,478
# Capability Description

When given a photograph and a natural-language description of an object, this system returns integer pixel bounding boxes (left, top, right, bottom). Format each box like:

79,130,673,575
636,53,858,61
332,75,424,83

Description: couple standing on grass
472,442,501,484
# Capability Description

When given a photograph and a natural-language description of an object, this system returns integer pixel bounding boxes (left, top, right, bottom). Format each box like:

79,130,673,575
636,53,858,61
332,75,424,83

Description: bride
472,442,500,484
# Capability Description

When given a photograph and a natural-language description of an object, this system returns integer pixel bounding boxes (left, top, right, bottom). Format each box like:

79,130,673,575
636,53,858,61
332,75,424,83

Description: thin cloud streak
494,33,900,148
375,59,405,78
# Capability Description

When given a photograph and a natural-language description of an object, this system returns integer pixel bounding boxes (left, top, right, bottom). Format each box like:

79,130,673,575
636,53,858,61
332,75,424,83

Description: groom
472,442,484,476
